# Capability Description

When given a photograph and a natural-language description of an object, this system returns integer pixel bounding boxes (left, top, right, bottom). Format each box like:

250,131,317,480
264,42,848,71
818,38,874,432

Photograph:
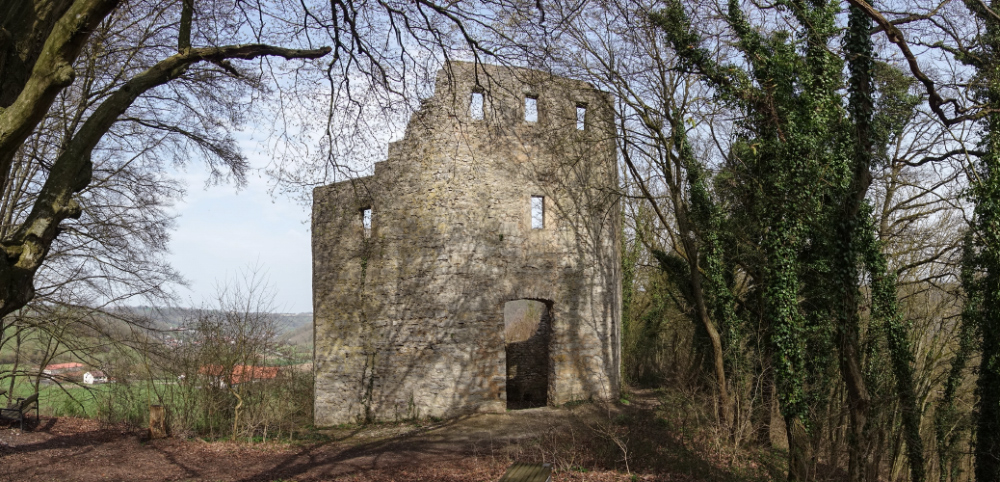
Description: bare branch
846,0,981,126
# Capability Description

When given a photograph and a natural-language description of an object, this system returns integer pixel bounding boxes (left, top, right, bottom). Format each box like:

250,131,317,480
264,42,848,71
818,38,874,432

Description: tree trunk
687,252,733,430
752,356,774,447
971,2,1000,481
620,142,733,431
0,0,75,108
838,287,872,482
787,417,814,482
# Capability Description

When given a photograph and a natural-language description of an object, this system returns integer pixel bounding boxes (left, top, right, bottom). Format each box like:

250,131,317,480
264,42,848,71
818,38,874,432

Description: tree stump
149,404,167,439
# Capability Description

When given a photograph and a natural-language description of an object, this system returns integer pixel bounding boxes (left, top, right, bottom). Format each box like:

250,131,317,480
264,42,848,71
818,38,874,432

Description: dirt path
0,392,744,481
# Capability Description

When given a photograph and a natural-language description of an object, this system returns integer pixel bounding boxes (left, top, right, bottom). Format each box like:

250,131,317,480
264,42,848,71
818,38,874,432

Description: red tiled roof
44,362,84,371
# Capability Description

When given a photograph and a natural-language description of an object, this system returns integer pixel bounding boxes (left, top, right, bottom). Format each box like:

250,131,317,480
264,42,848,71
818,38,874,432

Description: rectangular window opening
361,207,372,238
470,92,484,120
530,196,544,229
525,96,538,123
576,104,587,130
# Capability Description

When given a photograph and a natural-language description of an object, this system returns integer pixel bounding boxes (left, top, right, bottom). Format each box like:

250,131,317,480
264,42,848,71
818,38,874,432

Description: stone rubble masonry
312,62,622,426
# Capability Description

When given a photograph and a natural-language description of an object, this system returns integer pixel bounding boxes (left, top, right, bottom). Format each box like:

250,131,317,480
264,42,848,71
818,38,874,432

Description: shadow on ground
0,390,783,481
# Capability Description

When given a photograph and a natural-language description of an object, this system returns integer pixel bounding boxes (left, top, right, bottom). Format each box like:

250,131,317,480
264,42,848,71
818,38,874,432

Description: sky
161,67,423,314
165,152,314,314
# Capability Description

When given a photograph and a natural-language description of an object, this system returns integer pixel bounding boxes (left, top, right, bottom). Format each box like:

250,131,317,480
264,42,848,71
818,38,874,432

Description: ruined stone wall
313,62,621,425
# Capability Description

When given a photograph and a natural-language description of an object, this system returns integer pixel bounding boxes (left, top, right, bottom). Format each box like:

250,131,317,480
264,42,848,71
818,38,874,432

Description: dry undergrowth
0,389,779,481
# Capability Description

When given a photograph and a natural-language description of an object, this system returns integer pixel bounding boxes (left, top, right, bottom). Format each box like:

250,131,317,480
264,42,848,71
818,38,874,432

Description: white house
83,371,108,385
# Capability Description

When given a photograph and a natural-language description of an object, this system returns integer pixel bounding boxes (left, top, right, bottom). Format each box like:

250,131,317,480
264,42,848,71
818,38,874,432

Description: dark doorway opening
504,299,550,409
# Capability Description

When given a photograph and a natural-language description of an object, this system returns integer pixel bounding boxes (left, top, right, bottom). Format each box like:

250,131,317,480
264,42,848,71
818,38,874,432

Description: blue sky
166,154,314,313
161,69,419,314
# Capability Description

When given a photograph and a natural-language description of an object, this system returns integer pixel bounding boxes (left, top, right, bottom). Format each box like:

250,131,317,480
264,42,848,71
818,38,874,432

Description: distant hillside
280,323,313,347
121,306,313,348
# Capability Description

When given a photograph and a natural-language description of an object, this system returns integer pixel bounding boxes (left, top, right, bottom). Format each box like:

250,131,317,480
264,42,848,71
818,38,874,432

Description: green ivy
935,233,978,482
859,206,926,482
652,0,849,440
960,1,1000,478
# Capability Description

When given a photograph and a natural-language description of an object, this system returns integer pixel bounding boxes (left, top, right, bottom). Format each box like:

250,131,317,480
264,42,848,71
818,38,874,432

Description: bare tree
0,1,331,322
157,266,309,440
0,0,542,321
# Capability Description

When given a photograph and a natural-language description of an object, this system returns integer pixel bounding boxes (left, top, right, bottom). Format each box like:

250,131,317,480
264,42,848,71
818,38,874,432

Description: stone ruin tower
312,62,621,425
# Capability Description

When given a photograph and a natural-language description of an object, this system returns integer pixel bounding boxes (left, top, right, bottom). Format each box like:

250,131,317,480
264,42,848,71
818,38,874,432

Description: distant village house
83,371,108,385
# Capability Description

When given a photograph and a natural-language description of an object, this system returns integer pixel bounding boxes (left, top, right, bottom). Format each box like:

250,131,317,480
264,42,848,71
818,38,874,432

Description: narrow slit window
470,92,484,120
361,207,372,238
530,196,544,229
525,96,538,123
576,105,587,130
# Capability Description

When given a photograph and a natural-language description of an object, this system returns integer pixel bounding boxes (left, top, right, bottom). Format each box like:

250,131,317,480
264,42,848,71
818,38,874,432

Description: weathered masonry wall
312,62,621,425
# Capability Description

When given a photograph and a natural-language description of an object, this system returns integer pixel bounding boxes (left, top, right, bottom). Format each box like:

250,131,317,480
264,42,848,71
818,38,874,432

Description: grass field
0,381,106,418
0,375,184,419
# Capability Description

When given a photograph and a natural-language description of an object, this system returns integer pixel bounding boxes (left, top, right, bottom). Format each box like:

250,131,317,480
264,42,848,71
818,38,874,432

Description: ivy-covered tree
846,0,1000,479
844,7,926,482
652,1,852,478
960,1,1000,478
652,1,929,479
